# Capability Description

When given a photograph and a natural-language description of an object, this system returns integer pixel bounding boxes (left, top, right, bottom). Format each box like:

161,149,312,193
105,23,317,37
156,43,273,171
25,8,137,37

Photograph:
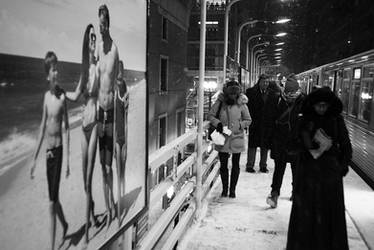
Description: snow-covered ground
179,149,370,250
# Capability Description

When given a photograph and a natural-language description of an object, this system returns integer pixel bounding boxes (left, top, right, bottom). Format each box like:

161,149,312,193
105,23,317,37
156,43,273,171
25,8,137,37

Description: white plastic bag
223,126,232,136
211,130,225,145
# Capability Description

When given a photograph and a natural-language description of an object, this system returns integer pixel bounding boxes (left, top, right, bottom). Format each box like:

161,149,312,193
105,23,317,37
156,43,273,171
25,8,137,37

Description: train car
297,49,374,132
297,49,374,189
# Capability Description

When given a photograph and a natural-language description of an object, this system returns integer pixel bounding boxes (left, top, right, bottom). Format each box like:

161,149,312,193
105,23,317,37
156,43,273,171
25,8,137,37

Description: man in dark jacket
245,74,279,173
267,74,305,208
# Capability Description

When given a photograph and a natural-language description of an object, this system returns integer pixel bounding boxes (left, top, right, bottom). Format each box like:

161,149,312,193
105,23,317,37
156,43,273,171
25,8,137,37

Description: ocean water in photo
0,53,82,168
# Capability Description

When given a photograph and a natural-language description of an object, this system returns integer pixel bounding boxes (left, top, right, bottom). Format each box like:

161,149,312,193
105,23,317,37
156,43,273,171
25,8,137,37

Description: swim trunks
98,107,114,166
46,145,63,202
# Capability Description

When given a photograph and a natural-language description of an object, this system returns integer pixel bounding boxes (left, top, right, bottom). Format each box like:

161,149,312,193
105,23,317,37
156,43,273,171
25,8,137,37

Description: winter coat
245,83,279,148
287,89,352,250
208,93,252,153
270,94,305,160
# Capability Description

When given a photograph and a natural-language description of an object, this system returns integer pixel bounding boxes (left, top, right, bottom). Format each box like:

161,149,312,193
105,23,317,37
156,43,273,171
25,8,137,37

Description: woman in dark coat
287,87,352,250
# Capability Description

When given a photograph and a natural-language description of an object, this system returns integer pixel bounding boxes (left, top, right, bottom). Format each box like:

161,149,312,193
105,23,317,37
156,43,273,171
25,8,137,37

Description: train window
322,71,334,89
359,80,374,123
363,65,374,78
341,69,351,113
343,68,351,79
353,68,361,79
342,79,350,113
349,81,360,117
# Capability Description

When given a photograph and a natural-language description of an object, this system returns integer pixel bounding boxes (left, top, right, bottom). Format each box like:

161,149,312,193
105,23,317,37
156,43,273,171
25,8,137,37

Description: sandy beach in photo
0,80,146,250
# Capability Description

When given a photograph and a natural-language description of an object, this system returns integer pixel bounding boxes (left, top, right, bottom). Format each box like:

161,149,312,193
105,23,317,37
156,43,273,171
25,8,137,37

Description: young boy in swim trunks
30,51,70,250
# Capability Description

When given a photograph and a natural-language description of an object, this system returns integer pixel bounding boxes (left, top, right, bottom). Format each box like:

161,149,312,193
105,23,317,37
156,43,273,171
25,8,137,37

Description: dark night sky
231,0,374,73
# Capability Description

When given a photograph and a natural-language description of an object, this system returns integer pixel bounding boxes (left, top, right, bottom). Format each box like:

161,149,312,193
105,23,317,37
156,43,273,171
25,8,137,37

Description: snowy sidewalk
179,149,369,250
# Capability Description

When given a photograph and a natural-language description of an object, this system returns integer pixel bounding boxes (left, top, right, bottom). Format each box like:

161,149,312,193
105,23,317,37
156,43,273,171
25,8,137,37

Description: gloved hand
216,122,223,133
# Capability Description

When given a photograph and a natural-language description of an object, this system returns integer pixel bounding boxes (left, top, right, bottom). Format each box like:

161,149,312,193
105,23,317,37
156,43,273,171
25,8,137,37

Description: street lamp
256,53,275,79
245,33,286,70
253,49,265,84
236,18,290,63
223,0,243,85
236,20,272,63
245,34,263,69
250,43,269,84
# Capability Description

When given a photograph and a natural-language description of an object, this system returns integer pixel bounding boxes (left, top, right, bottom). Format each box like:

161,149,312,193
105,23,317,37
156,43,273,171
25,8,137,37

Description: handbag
208,101,223,140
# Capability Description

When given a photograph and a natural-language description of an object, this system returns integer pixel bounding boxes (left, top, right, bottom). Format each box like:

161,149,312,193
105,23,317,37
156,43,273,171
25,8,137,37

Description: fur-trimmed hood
217,92,248,105
302,87,343,117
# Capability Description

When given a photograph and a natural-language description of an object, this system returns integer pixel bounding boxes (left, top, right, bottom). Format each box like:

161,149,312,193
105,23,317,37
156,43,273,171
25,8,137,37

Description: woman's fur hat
223,80,241,95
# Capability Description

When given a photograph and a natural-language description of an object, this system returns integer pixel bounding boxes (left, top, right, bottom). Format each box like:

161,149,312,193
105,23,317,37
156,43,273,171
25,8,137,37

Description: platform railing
136,121,220,250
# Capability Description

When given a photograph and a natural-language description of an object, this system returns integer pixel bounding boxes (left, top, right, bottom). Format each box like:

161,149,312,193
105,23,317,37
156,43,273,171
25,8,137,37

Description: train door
348,67,362,118
307,75,312,94
322,70,334,89
334,70,343,98
359,65,374,126
342,68,351,114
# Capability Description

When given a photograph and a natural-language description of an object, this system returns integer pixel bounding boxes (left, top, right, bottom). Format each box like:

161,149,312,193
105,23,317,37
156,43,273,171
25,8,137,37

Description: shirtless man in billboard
97,4,119,227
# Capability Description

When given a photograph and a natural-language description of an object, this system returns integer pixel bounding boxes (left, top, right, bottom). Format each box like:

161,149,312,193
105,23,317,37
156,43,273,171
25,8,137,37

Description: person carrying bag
208,81,251,198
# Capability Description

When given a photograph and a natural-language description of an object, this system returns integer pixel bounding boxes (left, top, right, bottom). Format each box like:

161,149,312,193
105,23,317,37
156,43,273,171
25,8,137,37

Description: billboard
0,1,147,249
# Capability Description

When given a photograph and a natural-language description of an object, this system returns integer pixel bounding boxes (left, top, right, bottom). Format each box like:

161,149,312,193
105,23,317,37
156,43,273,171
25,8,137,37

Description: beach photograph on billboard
0,0,147,249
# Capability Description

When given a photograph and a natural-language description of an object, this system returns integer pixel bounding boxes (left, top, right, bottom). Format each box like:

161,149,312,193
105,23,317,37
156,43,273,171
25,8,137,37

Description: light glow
275,42,285,46
361,93,373,100
274,48,283,51
275,32,287,37
275,18,291,24
166,186,175,199
198,21,219,25
203,80,218,90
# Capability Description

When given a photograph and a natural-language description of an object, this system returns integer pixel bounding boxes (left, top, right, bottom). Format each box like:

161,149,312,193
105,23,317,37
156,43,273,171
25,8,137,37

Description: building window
158,114,167,148
160,56,168,92
162,16,168,41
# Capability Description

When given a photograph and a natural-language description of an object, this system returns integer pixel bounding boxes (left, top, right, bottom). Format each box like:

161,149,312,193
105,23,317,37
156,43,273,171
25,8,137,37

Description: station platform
179,145,374,250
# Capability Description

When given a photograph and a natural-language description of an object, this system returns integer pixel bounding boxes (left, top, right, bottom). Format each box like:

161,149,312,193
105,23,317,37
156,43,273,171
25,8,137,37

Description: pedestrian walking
267,74,305,208
286,87,352,250
208,81,252,198
245,74,279,173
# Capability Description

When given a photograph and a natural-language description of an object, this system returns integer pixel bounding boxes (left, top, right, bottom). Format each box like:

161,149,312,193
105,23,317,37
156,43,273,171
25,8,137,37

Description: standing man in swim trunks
114,60,129,225
30,51,69,250
97,4,119,227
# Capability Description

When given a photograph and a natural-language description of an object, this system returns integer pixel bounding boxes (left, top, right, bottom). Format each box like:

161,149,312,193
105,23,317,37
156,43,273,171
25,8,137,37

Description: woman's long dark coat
287,89,352,250
245,83,279,148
